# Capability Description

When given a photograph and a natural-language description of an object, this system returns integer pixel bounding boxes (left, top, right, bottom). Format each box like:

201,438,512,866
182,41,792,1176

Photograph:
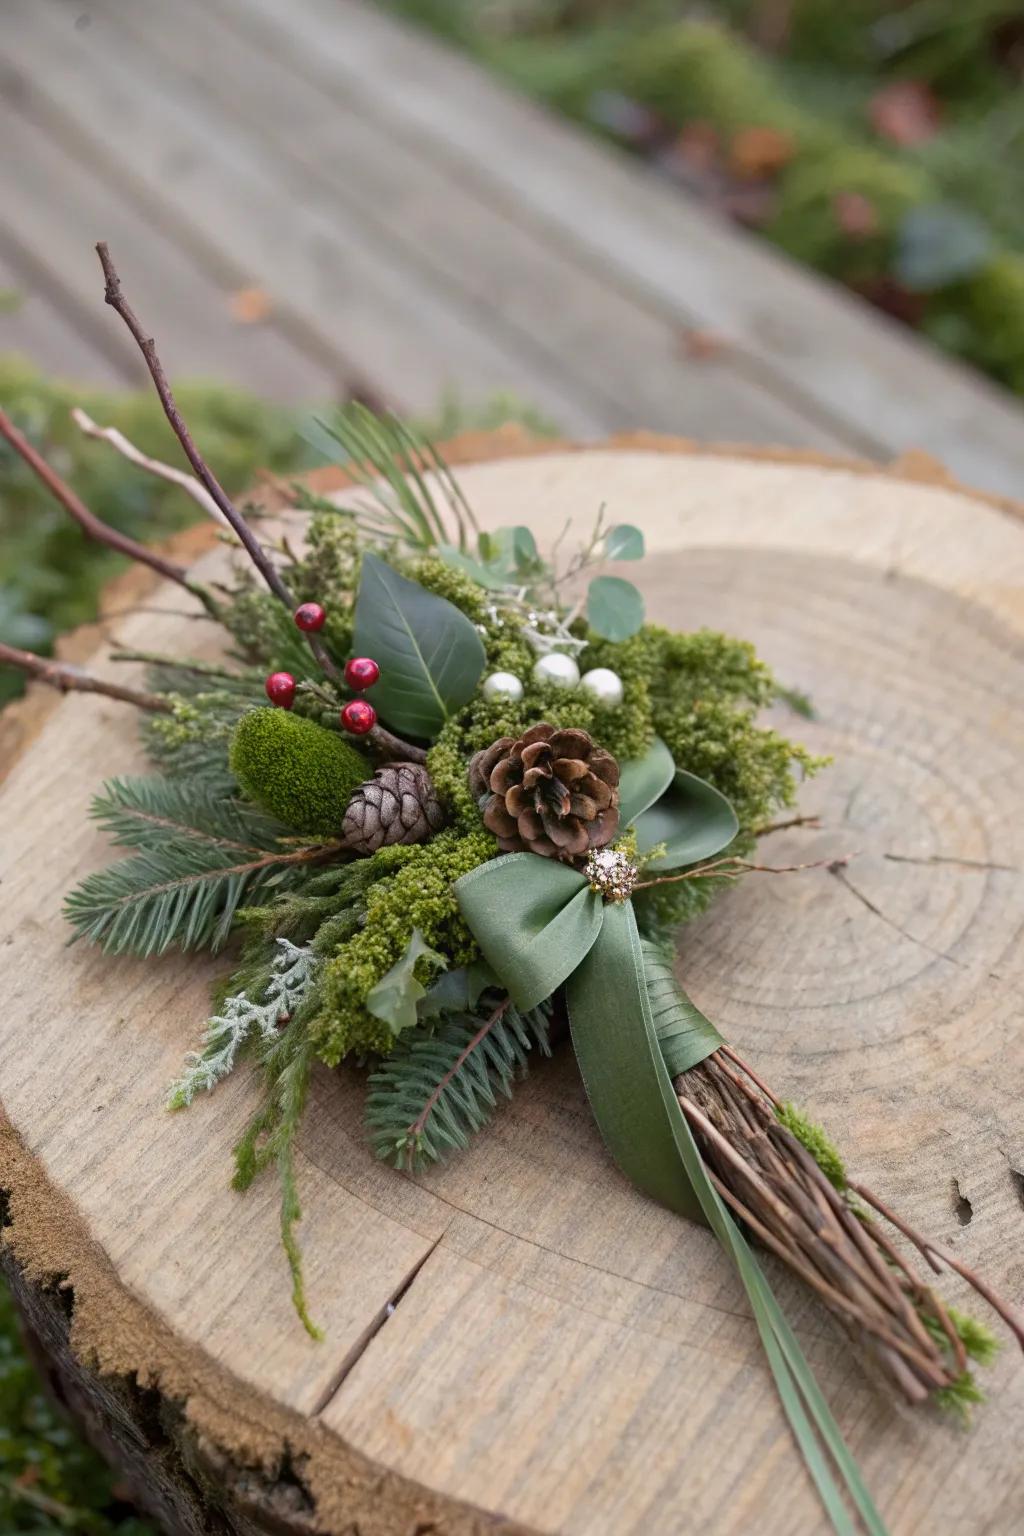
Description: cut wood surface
2,436,1024,1536
6,0,1024,490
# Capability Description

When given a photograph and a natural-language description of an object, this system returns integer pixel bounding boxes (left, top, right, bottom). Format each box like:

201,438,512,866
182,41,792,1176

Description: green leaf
618,736,676,826
604,523,644,560
366,929,447,1036
353,553,486,737
586,575,645,641
417,959,498,1019
437,542,507,590
634,769,739,870
895,204,993,292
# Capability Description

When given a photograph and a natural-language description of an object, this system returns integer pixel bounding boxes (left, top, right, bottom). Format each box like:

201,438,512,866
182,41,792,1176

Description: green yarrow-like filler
229,708,370,837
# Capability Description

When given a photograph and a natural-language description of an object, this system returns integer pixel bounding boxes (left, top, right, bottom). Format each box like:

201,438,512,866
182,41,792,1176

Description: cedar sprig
366,994,552,1169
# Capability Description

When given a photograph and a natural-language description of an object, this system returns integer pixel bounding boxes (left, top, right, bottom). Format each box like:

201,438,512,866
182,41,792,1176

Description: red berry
344,656,381,692
340,699,377,736
294,601,326,633
264,671,296,708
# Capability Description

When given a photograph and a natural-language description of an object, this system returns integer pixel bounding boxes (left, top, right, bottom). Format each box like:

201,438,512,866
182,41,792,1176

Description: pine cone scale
469,722,620,863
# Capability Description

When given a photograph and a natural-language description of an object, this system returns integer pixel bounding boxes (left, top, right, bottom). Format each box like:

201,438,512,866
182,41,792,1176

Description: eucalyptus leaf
417,959,498,1019
604,523,645,561
366,929,447,1036
353,553,486,737
437,543,507,590
586,575,645,641
618,736,676,826
634,770,739,870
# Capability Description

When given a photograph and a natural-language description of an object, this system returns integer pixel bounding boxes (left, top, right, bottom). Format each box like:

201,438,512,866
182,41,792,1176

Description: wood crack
310,1230,447,1416
885,853,1021,874
829,864,968,970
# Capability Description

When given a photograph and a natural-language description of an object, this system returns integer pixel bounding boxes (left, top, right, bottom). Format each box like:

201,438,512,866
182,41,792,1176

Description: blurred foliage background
386,0,1024,391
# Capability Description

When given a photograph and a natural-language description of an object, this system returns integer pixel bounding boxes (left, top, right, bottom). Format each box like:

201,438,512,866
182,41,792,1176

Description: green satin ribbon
455,851,886,1536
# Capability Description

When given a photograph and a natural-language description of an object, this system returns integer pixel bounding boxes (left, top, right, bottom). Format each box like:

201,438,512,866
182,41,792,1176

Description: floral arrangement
2,246,1021,1536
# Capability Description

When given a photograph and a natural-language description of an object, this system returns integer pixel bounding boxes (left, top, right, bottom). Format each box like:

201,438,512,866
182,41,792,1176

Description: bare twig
96,242,293,607
72,407,227,525
0,406,218,617
0,641,172,713
634,851,852,893
754,813,822,838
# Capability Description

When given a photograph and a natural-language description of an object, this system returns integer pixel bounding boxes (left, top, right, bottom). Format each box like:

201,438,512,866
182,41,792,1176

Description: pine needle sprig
91,774,287,853
64,773,311,956
366,995,552,1170
311,402,477,554
167,939,319,1109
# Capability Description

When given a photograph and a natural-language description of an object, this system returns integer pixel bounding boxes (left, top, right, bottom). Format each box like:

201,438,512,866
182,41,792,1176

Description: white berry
580,667,624,706
482,670,525,702
532,652,581,689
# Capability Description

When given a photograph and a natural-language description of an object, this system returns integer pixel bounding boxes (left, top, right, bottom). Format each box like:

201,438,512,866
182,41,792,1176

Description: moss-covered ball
229,708,370,837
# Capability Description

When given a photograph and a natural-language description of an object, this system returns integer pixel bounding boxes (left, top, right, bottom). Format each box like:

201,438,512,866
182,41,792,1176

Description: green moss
313,829,496,1063
775,1102,847,1191
229,708,369,836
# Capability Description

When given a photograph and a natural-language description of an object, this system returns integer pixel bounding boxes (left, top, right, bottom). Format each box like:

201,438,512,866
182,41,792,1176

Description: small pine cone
469,723,619,862
342,762,445,855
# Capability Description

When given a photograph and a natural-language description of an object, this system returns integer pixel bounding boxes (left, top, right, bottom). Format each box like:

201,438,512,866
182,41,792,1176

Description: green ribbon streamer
455,852,887,1536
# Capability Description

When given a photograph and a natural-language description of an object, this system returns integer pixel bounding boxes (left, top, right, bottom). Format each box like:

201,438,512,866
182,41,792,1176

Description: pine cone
469,723,620,861
342,762,445,855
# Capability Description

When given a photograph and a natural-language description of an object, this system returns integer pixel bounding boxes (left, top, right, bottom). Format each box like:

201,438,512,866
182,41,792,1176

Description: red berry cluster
263,601,382,738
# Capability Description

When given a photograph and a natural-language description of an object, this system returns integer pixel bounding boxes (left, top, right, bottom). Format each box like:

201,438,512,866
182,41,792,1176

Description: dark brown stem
754,813,822,837
96,243,293,610
0,642,173,713
0,406,218,616
367,724,428,765
676,1049,1023,1405
94,243,422,720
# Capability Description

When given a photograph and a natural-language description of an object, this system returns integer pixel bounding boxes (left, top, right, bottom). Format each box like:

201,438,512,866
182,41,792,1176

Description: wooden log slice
2,435,1023,1536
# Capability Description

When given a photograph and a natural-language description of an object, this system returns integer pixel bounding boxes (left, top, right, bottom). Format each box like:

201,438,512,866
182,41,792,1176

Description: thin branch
634,851,853,892
0,406,218,616
96,242,294,607
72,406,227,525
0,641,172,713
95,243,356,695
754,813,822,838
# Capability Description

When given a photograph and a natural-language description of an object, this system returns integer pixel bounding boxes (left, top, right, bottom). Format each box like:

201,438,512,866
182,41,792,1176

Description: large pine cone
469,723,619,861
342,762,445,855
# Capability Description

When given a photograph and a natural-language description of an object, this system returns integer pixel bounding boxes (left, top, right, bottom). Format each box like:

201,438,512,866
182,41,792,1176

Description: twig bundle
679,1050,1024,1405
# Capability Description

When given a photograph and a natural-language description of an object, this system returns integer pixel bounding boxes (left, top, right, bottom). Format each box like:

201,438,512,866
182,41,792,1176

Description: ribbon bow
455,740,886,1536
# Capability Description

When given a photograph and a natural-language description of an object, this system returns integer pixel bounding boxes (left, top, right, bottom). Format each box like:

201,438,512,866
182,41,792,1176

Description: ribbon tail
567,902,887,1536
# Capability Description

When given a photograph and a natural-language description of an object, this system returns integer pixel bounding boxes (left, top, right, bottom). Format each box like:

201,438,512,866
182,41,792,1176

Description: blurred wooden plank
0,3,609,433
0,240,131,386
0,95,341,405
95,0,855,453
223,0,1024,497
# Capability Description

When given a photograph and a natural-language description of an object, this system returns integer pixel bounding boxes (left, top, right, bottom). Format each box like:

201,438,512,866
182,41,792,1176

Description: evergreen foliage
229,707,370,836
366,994,552,1168
168,939,319,1108
64,775,300,956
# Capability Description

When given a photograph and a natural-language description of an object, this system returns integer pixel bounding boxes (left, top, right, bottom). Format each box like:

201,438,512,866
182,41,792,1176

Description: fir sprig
366,994,552,1169
65,776,318,956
